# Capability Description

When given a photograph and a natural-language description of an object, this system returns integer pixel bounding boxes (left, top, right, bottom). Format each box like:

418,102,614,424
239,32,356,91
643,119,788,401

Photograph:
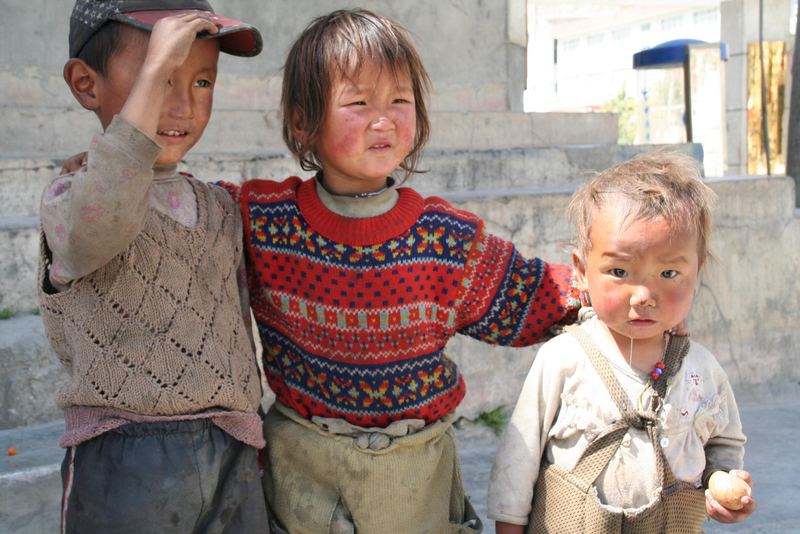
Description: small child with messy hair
488,152,755,533
219,8,582,533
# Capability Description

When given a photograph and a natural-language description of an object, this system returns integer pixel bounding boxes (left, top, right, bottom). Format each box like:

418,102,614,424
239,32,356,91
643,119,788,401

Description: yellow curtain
747,41,787,175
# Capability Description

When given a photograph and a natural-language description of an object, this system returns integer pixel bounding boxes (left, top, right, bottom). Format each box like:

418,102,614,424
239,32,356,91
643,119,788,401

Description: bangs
325,18,417,83
281,9,431,178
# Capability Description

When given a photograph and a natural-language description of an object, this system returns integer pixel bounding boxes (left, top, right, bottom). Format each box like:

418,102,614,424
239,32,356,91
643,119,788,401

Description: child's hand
60,152,88,175
145,12,220,77
705,470,756,523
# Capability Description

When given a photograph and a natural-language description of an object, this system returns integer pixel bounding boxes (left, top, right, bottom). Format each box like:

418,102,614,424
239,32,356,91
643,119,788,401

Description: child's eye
661,270,679,279
347,100,367,106
195,79,213,88
609,268,628,278
393,98,412,104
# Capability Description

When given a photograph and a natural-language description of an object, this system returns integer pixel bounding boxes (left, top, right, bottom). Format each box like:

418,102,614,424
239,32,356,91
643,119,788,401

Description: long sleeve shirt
487,316,746,525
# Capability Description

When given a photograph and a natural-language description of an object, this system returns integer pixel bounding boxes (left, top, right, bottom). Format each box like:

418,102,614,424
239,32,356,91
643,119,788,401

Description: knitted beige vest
38,179,262,416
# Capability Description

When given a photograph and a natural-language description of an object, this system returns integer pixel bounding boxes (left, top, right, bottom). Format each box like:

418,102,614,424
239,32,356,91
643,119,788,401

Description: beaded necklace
628,334,667,382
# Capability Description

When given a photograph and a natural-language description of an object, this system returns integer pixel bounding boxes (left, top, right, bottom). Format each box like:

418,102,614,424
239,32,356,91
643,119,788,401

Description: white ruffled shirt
487,315,746,525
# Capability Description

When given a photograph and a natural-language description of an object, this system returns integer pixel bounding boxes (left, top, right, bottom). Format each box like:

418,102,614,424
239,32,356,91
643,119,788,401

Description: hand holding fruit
705,469,756,523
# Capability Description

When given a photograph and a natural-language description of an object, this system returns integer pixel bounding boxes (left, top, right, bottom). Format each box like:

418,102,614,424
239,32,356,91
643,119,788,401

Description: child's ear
63,59,101,112
572,250,589,292
290,107,309,145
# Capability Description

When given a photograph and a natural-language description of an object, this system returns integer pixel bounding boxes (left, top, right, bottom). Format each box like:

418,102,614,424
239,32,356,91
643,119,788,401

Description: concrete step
1,143,700,217
0,143,700,310
1,102,618,158
0,420,63,534
0,315,66,430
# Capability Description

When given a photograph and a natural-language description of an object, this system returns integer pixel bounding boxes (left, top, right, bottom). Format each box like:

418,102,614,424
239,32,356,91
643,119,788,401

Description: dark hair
77,22,146,76
281,9,431,178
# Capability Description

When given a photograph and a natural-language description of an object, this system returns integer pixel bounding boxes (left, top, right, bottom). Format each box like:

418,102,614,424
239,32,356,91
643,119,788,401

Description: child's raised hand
705,470,756,523
145,12,220,77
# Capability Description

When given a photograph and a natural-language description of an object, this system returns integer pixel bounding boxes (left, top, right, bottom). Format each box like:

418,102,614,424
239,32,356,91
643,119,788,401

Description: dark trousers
61,419,269,534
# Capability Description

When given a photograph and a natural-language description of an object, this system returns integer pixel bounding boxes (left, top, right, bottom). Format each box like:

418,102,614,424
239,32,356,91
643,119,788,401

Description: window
693,8,719,26
661,15,684,32
613,28,631,41
587,33,604,46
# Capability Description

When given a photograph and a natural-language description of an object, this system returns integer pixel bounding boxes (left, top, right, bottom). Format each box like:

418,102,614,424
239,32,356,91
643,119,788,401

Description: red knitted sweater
223,177,579,427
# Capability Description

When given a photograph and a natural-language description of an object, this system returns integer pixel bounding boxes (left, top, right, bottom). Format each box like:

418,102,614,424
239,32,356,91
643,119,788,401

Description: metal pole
758,0,772,176
788,0,800,205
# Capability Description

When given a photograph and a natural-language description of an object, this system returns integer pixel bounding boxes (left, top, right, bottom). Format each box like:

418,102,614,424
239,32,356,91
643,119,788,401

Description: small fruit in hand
708,470,751,510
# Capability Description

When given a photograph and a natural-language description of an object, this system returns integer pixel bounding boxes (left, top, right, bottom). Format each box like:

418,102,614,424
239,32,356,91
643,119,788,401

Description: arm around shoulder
456,228,581,346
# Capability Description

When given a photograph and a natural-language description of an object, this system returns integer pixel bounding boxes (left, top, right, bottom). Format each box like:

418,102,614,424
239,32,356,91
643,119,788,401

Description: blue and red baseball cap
69,0,263,58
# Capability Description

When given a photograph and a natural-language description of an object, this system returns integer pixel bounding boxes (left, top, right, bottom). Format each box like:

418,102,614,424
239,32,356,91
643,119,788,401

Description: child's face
313,61,416,194
574,206,700,352
95,32,219,165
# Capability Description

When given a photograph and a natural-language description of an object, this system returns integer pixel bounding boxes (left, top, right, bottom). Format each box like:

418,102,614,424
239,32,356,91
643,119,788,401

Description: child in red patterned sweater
221,8,582,533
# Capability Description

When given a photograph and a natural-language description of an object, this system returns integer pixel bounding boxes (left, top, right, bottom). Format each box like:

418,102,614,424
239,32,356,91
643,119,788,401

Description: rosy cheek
399,126,414,148
397,111,416,143
589,288,627,317
664,286,695,311
329,114,362,155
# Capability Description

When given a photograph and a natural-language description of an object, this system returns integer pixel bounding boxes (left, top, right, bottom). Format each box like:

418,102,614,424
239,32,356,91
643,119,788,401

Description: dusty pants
263,402,482,533
61,419,269,534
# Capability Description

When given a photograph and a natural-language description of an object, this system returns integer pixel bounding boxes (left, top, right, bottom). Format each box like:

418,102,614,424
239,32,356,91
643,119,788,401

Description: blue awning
633,39,729,69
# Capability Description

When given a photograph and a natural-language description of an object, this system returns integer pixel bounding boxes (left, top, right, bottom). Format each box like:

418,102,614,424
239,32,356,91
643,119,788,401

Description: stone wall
1,0,527,157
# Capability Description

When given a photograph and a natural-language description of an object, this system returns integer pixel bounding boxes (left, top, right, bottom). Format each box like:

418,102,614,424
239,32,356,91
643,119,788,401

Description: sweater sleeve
456,226,580,346
487,338,567,524
40,115,161,287
701,378,746,486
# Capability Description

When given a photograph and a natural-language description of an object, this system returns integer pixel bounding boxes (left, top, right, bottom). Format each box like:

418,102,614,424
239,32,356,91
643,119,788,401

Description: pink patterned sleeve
40,115,161,287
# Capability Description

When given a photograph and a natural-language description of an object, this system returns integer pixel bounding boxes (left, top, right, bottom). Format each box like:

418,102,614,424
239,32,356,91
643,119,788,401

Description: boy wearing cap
37,2,269,532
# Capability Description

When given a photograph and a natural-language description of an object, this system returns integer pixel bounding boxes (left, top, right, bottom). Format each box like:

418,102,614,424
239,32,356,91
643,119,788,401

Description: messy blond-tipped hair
567,151,716,266
281,9,431,179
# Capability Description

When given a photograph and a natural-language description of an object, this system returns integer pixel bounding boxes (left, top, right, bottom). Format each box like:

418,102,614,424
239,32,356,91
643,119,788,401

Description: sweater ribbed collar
296,176,425,246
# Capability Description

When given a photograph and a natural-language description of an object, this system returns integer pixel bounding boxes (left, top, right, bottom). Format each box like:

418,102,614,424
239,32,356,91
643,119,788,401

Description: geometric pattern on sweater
258,325,463,425
38,179,263,417
222,176,579,427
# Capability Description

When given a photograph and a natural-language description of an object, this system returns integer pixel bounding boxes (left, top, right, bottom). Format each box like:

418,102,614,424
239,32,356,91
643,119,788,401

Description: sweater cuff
105,115,162,167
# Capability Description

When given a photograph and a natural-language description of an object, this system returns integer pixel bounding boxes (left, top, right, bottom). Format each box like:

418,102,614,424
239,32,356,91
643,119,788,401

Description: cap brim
113,9,262,57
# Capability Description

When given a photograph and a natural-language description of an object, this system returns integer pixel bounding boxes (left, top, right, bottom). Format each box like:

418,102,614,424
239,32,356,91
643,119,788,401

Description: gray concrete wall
1,0,522,110
1,0,597,158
